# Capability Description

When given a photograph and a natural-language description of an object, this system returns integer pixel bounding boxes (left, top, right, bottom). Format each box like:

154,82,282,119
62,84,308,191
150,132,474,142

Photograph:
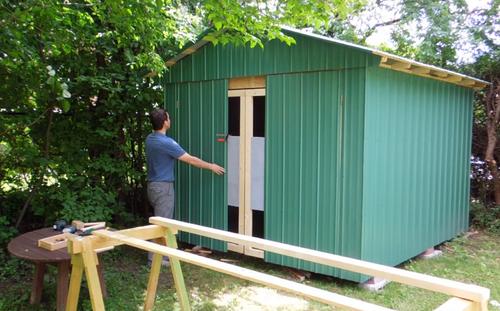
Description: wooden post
81,237,105,310
165,228,190,311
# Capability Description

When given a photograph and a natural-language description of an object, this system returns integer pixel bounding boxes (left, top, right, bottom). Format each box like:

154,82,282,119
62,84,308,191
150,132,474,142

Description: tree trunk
484,77,500,204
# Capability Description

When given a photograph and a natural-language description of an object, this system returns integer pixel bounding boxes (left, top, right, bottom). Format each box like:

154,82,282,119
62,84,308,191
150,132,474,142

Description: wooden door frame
227,88,265,258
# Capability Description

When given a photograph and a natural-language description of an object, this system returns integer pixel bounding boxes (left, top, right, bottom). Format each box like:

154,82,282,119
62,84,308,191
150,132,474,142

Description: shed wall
164,32,476,282
164,32,379,269
362,67,473,266
265,68,365,281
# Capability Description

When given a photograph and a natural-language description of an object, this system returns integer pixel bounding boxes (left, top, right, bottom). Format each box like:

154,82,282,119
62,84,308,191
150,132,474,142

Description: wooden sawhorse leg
66,238,105,311
144,228,190,311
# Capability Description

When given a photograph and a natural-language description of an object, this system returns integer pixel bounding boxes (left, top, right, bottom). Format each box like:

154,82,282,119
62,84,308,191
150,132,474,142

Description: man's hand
210,163,225,175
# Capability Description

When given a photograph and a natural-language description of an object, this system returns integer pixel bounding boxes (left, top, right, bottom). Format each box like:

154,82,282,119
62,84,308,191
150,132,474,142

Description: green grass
0,231,498,310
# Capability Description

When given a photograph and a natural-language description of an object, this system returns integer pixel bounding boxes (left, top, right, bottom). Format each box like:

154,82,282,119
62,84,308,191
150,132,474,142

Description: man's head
149,108,170,131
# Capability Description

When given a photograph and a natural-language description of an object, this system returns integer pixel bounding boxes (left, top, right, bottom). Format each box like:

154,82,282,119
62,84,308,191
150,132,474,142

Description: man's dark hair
150,108,168,130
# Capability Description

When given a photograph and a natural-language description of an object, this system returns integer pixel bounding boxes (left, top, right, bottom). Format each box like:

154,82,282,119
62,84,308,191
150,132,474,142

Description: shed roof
165,26,489,90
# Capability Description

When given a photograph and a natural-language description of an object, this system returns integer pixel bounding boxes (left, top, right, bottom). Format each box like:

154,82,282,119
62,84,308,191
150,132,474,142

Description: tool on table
53,220,67,231
40,220,106,251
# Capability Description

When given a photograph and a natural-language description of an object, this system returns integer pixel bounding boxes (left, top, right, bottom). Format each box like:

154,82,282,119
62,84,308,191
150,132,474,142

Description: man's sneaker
161,259,170,267
147,259,170,268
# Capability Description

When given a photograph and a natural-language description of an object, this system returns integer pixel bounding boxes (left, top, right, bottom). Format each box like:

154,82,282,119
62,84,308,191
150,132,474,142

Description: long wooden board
149,217,490,306
93,229,393,311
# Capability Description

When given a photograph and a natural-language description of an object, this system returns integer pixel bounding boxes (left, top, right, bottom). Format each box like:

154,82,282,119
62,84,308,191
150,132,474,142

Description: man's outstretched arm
178,153,225,175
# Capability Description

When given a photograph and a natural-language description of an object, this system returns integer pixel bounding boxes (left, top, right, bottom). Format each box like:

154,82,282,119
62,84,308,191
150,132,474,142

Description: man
145,108,224,265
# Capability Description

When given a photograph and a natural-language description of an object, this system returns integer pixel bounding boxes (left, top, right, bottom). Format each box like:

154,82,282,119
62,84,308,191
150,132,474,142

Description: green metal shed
163,27,488,282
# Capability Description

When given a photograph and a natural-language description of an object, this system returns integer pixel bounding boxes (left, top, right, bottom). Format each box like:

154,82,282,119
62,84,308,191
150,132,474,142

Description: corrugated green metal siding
265,69,365,282
167,32,380,83
362,67,473,267
165,80,227,251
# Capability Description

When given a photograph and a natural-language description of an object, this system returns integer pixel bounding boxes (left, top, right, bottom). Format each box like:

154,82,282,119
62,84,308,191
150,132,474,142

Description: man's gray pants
147,181,175,263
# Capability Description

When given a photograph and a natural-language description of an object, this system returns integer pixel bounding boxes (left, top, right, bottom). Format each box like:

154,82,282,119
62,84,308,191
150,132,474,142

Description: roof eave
374,51,489,90
164,26,490,90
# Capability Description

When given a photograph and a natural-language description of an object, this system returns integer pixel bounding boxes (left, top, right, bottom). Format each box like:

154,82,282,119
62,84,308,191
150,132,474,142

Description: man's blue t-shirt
145,132,186,182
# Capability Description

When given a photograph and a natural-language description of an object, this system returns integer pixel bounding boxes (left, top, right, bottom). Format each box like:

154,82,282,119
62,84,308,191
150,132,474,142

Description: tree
466,1,500,204
0,0,357,231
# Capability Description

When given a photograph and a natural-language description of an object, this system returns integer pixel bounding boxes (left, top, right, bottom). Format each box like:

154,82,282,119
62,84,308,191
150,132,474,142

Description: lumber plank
149,217,490,304
391,62,412,70
68,225,165,254
228,76,266,90
244,90,253,240
434,297,478,311
94,229,393,311
411,67,431,74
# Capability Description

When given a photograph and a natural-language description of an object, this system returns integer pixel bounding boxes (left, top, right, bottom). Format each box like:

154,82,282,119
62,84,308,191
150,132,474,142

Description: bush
470,202,500,234
0,216,17,247
32,180,117,224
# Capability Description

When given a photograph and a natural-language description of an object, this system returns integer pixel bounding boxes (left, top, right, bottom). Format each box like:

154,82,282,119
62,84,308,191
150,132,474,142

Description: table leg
56,260,70,311
30,262,46,304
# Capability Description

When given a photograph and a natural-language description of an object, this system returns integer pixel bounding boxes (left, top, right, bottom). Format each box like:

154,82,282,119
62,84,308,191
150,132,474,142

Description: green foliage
0,216,17,246
38,182,117,223
0,0,357,232
202,0,355,47
470,202,500,234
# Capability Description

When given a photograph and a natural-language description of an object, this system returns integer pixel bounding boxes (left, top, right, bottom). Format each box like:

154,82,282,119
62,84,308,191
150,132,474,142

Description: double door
227,88,265,258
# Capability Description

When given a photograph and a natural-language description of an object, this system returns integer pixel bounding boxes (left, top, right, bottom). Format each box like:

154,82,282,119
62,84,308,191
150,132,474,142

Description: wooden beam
446,75,463,83
183,47,197,54
149,217,490,305
460,79,476,86
374,50,488,89
243,88,265,259
229,76,266,90
434,297,478,311
391,62,412,70
93,229,393,311
411,67,431,75
68,225,165,254
380,57,398,65
430,70,449,78
243,90,253,240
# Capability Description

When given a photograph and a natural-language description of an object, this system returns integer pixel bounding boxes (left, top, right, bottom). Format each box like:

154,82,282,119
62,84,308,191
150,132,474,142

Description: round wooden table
8,228,106,311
